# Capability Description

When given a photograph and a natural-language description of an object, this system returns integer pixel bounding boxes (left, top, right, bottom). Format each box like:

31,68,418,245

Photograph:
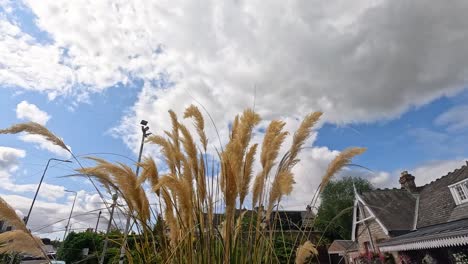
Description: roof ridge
419,163,468,189
371,187,405,192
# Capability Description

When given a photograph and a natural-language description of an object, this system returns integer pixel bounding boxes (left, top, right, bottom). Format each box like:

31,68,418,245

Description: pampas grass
239,143,257,206
0,230,44,257
79,158,151,223
0,104,366,264
295,241,318,264
137,156,159,190
319,147,367,192
184,105,208,151
0,122,69,152
252,120,288,208
0,197,28,233
0,198,47,259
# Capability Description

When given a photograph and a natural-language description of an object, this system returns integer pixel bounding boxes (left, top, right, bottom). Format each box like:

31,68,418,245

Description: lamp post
63,190,77,241
99,193,118,264
95,210,102,233
118,120,151,264
25,158,72,225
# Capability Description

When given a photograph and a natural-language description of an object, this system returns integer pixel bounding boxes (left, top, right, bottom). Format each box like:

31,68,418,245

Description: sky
1,0,468,240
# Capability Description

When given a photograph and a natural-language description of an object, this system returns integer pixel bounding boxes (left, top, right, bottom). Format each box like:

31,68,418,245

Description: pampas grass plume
0,122,69,152
319,147,366,192
295,241,318,264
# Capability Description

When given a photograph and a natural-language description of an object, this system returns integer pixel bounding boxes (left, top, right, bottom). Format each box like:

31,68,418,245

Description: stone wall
356,219,389,253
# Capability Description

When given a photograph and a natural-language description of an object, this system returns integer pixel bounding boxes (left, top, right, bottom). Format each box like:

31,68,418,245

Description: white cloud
0,146,25,172
0,0,466,124
16,100,51,125
435,105,468,131
359,158,468,189
0,19,73,96
18,134,71,159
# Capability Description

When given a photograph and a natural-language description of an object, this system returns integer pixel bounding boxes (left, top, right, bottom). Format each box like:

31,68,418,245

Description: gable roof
360,188,416,232
328,240,358,254
356,163,468,236
417,164,468,228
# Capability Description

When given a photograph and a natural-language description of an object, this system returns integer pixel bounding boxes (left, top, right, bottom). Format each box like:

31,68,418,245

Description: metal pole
99,193,118,264
25,158,72,225
95,210,102,233
63,190,77,241
119,122,149,264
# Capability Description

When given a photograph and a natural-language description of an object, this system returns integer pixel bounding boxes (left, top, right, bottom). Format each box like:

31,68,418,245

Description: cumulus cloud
0,0,465,124
0,19,73,97
0,146,25,172
16,100,51,125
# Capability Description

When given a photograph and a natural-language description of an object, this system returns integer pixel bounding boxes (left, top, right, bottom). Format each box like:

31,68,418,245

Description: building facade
351,163,468,263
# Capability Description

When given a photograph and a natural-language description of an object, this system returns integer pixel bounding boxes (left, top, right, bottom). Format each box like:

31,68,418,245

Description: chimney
399,171,417,192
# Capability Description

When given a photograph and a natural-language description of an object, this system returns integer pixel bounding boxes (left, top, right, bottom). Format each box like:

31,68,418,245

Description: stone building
350,163,468,263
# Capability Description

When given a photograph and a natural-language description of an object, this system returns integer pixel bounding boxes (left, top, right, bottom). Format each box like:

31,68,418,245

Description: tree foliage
315,176,373,242
57,231,103,264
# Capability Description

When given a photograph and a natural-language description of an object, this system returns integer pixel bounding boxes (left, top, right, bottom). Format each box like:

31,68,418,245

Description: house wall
356,220,389,253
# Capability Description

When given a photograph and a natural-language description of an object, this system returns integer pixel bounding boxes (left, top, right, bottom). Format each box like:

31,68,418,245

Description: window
456,186,467,200
449,179,468,205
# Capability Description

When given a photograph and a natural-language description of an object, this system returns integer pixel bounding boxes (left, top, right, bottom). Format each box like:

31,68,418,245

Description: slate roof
417,164,468,227
360,189,416,232
379,218,468,248
359,163,468,235
328,240,358,254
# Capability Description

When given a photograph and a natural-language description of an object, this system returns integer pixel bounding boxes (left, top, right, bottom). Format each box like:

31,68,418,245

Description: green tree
315,176,373,242
57,231,103,264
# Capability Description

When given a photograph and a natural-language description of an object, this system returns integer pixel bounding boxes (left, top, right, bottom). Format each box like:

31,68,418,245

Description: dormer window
449,179,468,205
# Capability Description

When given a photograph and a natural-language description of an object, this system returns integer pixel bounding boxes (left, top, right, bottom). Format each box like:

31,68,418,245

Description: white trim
412,195,420,230
356,216,374,224
449,180,468,205
380,235,468,252
355,193,390,236
448,177,468,188
351,191,358,241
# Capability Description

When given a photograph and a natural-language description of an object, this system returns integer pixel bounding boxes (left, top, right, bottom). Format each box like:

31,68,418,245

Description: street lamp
118,120,151,264
63,190,77,241
25,158,72,225
95,210,102,233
